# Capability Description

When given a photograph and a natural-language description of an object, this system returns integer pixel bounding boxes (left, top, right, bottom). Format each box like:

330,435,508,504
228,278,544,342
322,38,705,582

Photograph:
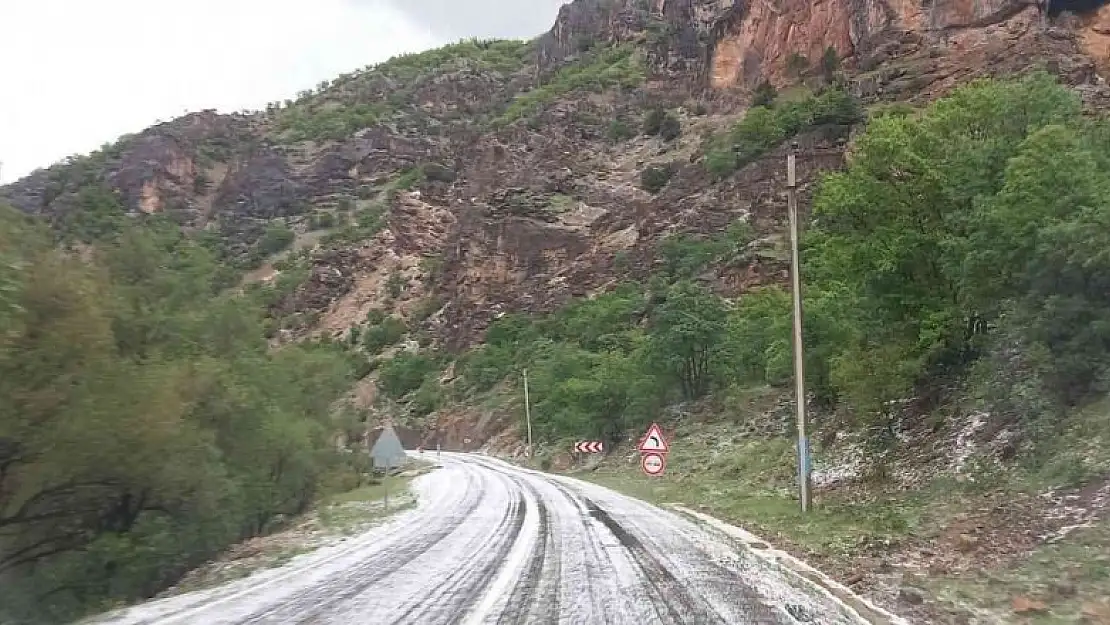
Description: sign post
641,453,666,476
371,424,406,511
573,441,604,453
370,424,407,471
637,423,670,477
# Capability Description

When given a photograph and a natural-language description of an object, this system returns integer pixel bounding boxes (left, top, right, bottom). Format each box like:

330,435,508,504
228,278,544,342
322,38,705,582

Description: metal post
523,369,533,458
787,142,812,513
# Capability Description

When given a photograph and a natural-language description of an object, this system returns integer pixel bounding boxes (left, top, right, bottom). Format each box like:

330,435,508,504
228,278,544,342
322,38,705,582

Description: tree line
0,202,361,623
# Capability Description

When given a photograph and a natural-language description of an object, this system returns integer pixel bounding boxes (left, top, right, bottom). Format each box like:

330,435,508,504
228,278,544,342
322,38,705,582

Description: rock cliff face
2,111,258,229
539,0,1109,91
2,0,1109,427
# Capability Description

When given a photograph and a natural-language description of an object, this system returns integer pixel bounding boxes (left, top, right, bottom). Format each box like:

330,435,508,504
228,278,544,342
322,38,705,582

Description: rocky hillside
7,1,1110,622
4,0,1110,435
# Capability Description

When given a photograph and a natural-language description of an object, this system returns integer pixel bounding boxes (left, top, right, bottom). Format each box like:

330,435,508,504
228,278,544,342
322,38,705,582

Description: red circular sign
641,452,666,476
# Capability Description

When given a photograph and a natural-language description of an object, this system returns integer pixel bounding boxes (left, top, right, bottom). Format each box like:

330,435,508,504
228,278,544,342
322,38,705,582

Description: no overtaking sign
638,423,669,477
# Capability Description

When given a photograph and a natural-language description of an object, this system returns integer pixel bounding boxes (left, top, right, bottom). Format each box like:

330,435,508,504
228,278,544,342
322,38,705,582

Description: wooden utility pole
786,142,812,513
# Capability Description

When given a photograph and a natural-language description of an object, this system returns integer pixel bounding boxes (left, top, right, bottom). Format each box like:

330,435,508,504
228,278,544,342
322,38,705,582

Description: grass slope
539,392,1110,624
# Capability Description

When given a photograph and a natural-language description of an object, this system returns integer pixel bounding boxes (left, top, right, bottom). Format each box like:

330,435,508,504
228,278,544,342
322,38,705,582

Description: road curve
93,453,876,625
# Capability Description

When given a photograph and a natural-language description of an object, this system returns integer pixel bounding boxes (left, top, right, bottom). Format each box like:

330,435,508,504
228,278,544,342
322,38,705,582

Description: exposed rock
215,146,305,220
1082,600,1110,624
955,533,980,552
898,586,926,605
1011,595,1049,614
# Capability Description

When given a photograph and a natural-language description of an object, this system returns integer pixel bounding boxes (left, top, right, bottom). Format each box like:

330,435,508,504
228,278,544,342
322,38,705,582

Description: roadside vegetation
145,463,432,598
0,202,370,623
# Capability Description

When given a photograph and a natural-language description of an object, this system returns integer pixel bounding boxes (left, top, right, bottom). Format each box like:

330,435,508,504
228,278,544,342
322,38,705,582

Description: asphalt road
94,453,879,625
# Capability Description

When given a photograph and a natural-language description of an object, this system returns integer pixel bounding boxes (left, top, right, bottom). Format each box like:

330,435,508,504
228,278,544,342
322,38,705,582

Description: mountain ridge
6,0,1110,428
5,1,1110,622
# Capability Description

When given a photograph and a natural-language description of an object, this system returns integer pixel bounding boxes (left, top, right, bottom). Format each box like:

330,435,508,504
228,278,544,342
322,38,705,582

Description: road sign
370,424,406,470
637,423,669,454
573,441,604,453
641,452,666,476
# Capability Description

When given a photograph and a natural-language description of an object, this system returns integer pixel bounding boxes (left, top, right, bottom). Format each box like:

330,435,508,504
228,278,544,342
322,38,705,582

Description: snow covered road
93,452,886,624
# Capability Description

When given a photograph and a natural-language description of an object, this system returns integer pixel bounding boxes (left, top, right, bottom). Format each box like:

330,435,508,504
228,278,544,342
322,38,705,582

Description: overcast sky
0,0,567,183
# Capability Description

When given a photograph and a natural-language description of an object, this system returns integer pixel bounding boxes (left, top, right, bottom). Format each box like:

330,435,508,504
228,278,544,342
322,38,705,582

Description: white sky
0,0,560,183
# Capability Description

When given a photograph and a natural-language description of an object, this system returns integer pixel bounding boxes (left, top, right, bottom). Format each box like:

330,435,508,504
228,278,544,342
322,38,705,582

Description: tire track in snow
239,463,490,624
90,453,885,625
394,469,530,624
452,455,563,625
491,493,557,625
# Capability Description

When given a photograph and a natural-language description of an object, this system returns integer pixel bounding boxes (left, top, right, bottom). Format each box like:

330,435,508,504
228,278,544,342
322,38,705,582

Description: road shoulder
153,463,433,598
667,504,908,625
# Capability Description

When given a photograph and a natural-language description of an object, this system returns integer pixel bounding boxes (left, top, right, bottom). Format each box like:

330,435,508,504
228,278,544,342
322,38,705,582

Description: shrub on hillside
496,44,644,125
644,109,681,141
786,52,810,79
362,315,407,354
640,164,675,193
309,212,337,230
659,114,682,141
421,162,456,183
378,352,443,398
702,87,863,179
752,80,777,107
643,108,666,135
820,46,840,82
257,222,295,255
607,118,636,142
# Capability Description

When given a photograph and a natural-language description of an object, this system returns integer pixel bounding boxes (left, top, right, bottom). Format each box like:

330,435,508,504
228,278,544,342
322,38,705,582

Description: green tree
363,315,407,354
806,72,1085,410
723,286,792,385
647,281,728,400
0,204,356,622
57,184,127,242
607,118,635,142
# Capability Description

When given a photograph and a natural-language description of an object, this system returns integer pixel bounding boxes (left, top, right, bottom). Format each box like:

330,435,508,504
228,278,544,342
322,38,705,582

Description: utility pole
787,141,812,513
523,368,533,459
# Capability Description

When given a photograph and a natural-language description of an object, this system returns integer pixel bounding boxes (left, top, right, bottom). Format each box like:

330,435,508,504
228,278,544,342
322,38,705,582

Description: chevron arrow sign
573,441,604,453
